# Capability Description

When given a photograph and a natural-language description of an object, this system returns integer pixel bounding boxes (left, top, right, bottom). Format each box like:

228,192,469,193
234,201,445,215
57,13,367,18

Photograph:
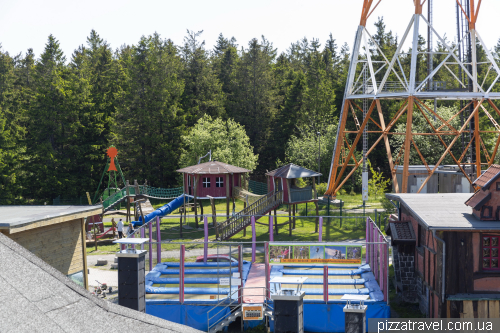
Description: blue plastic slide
132,194,191,227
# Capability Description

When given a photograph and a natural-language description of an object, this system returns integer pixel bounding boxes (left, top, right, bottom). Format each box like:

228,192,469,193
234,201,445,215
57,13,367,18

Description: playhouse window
216,177,224,188
203,177,211,188
482,235,500,270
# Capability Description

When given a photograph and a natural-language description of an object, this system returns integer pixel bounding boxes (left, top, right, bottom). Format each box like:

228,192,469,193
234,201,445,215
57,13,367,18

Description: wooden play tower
326,0,500,197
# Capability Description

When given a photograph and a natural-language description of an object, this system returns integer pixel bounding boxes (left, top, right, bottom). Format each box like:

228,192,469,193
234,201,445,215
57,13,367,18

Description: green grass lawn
88,196,388,256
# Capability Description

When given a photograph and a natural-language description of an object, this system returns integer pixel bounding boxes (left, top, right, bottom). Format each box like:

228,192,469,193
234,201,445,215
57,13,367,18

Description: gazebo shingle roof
177,161,250,174
266,163,321,179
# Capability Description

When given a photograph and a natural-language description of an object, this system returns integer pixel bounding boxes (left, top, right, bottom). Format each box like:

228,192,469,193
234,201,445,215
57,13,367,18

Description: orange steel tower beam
325,0,499,197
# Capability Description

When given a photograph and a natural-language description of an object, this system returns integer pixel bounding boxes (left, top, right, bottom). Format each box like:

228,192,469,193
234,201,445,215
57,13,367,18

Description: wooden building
178,161,250,199
386,188,500,318
0,205,101,289
177,161,250,220
266,163,321,232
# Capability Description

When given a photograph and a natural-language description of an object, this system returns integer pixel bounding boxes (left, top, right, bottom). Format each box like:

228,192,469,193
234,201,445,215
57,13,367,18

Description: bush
316,182,328,196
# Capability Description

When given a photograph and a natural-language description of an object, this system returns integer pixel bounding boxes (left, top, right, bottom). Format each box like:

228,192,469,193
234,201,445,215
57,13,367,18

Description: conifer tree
181,30,225,126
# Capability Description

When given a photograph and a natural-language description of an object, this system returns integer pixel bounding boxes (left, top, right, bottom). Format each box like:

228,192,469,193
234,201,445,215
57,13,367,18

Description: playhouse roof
472,164,500,189
0,232,201,333
266,163,321,179
177,161,250,174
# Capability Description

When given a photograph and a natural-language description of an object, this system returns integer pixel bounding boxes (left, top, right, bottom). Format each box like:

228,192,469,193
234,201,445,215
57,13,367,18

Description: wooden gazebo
266,163,322,232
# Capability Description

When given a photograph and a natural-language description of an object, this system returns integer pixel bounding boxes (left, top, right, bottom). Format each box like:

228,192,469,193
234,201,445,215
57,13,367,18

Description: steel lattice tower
326,0,500,197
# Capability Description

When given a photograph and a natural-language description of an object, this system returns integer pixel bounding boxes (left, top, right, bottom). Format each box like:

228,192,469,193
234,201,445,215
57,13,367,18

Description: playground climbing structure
326,0,500,197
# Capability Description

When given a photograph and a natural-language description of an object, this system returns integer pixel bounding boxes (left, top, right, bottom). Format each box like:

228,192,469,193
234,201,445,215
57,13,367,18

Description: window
216,177,224,188
497,182,500,191
203,177,211,188
482,235,500,270
481,206,493,219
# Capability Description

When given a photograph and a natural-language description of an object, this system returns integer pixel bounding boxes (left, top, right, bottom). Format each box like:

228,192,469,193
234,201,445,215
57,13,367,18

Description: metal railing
207,286,274,333
217,191,283,240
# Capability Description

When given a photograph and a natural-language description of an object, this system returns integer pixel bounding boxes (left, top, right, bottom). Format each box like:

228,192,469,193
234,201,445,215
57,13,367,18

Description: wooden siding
185,172,234,198
7,219,84,276
448,300,500,318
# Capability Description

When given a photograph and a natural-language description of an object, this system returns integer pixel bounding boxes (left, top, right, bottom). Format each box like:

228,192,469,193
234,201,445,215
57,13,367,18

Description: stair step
209,310,242,333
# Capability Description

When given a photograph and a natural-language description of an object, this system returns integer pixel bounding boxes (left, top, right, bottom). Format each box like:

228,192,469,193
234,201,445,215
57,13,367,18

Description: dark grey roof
0,232,202,333
385,193,500,230
0,205,102,230
177,161,250,174
266,163,321,179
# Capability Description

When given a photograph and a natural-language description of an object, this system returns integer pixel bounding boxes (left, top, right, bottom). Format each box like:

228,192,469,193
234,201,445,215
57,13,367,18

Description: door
416,177,427,193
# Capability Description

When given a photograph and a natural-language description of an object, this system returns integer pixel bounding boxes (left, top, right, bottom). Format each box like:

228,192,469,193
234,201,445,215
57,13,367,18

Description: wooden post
292,204,296,229
200,198,204,217
288,204,292,236
194,175,199,228
287,179,292,236
81,218,89,290
208,196,218,237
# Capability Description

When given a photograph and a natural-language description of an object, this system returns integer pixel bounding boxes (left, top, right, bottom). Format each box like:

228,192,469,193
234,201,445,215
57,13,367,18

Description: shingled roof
266,163,321,179
465,190,491,210
473,164,500,189
177,161,250,174
0,232,201,333
386,221,416,245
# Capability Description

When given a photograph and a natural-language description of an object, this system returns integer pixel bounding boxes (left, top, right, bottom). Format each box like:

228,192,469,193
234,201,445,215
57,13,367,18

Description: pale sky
1,0,499,59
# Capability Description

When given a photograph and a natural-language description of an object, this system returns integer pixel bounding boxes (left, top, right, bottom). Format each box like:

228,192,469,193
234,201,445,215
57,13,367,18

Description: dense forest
1,18,500,204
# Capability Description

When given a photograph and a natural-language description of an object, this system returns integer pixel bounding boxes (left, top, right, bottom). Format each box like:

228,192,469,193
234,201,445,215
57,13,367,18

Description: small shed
0,205,102,289
177,161,250,199
393,165,439,193
436,165,474,193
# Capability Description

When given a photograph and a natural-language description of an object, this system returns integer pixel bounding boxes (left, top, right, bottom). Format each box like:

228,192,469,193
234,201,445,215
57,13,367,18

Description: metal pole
318,131,321,184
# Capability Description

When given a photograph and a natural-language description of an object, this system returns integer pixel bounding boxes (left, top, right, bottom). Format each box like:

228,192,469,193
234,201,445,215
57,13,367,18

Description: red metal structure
326,0,499,197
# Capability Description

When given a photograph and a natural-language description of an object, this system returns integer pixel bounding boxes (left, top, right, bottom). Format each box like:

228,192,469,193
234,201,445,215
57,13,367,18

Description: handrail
207,286,274,332
217,191,283,240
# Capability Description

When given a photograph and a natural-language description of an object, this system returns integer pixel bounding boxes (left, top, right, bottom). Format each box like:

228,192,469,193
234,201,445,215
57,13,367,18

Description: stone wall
393,247,417,303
